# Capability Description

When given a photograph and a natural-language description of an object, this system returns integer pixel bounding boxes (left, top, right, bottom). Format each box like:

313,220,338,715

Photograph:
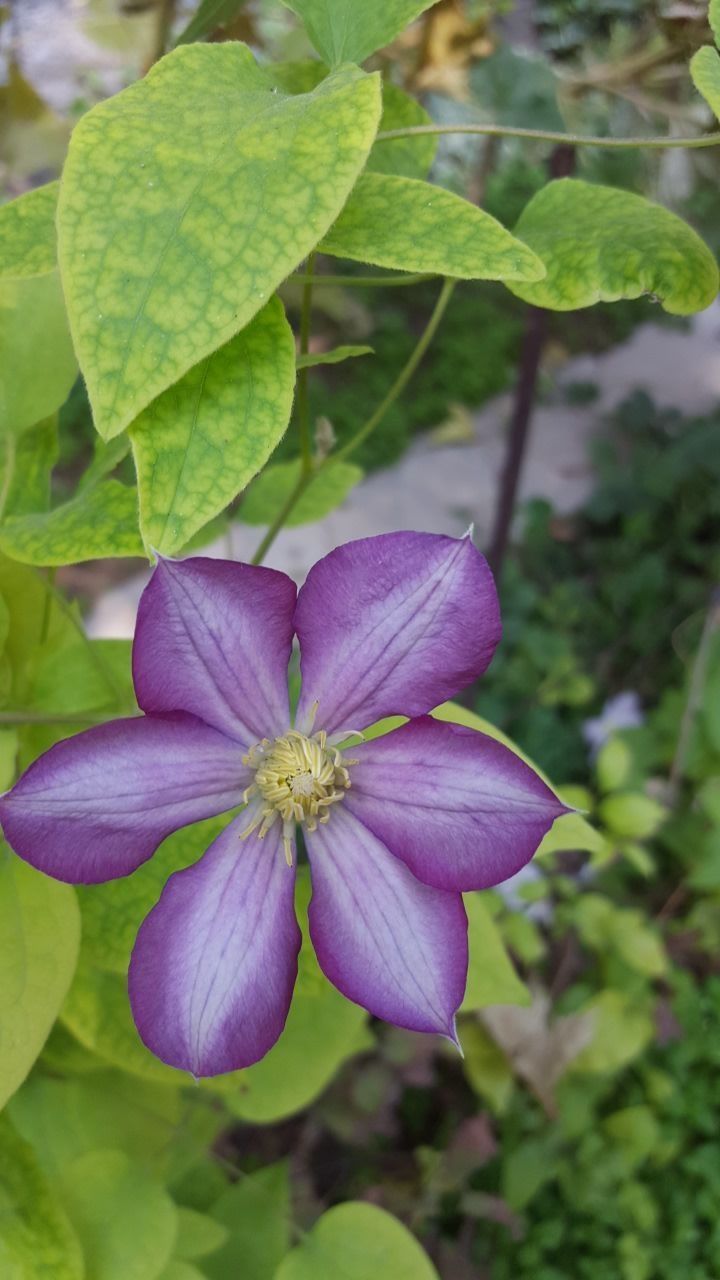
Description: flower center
241,730,354,866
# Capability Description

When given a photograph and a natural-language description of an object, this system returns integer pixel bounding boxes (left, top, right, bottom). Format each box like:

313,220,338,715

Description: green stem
250,469,313,566
332,277,456,464
290,271,435,288
296,252,316,472
375,123,720,150
249,278,456,565
150,0,177,65
0,435,16,523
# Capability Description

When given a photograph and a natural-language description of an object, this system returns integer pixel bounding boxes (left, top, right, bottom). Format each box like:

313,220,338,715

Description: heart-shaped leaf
281,0,439,66
131,297,295,555
321,173,545,281
509,179,718,315
58,45,381,438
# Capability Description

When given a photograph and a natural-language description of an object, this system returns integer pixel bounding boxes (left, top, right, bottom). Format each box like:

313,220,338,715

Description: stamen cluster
241,730,353,864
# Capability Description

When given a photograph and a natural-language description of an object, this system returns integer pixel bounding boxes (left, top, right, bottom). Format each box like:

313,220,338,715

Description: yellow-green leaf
690,44,720,118
0,480,143,564
275,1202,439,1280
131,297,295,555
58,45,381,438
510,179,719,316
0,181,58,277
321,173,545,281
0,1116,84,1280
0,853,81,1110
462,893,530,1012
281,0,439,66
238,458,363,527
296,343,373,368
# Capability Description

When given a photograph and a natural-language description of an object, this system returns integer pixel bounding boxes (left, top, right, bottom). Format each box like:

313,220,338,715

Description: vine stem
250,278,456,565
290,271,434,288
296,252,316,471
375,123,720,150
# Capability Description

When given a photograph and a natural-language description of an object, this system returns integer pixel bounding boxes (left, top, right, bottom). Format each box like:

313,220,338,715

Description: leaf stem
290,271,435,288
296,252,316,472
332,277,457,464
375,123,720,150
249,278,456,565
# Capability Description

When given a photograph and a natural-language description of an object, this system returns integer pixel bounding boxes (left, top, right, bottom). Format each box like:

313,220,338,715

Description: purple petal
129,814,300,1076
346,715,568,891
295,532,500,735
133,556,296,746
306,806,467,1038
0,714,247,885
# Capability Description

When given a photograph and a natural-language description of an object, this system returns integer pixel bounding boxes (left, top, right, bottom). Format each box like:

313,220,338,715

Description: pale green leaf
462,893,530,1012
205,1164,290,1280
0,479,143,564
0,1116,84,1280
296,343,373,368
238,459,363,527
321,173,545,280
366,82,437,179
281,0,439,66
174,1209,228,1261
0,852,81,1111
571,990,654,1075
459,1018,514,1113
275,1202,439,1280
78,434,131,492
270,63,435,177
0,416,58,517
175,0,247,45
57,1149,177,1280
511,179,719,315
0,181,59,277
131,297,295,555
58,45,381,438
0,273,77,437
690,44,720,118
712,0,720,46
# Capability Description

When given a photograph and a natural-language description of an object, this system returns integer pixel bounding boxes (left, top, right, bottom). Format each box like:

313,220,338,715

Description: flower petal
306,806,467,1038
133,555,296,745
129,814,301,1076
294,531,500,735
0,713,247,884
346,716,568,891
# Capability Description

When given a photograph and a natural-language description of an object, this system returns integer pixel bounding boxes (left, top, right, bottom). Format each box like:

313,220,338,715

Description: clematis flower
0,532,566,1077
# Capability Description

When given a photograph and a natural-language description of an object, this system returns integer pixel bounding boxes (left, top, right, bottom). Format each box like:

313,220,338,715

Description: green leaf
131,298,295,555
296,343,373,369
321,173,546,281
58,46,381,438
275,1202,439,1280
205,1164,290,1280
238,459,363,527
366,82,437,179
460,1018,514,1112
690,44,720,118
0,273,77,438
0,181,59,277
175,0,247,45
0,852,81,1111
57,1149,177,1280
711,0,720,46
0,479,144,564
270,64,435,177
281,0,439,67
0,1115,84,1280
510,179,719,316
174,1209,228,1262
0,416,58,517
571,991,654,1075
462,893,530,1012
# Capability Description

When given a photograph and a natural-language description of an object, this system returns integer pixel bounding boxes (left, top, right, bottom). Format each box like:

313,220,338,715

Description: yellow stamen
240,728,353,864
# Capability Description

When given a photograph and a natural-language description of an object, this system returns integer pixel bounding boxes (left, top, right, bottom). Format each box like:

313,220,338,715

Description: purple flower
0,532,566,1076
